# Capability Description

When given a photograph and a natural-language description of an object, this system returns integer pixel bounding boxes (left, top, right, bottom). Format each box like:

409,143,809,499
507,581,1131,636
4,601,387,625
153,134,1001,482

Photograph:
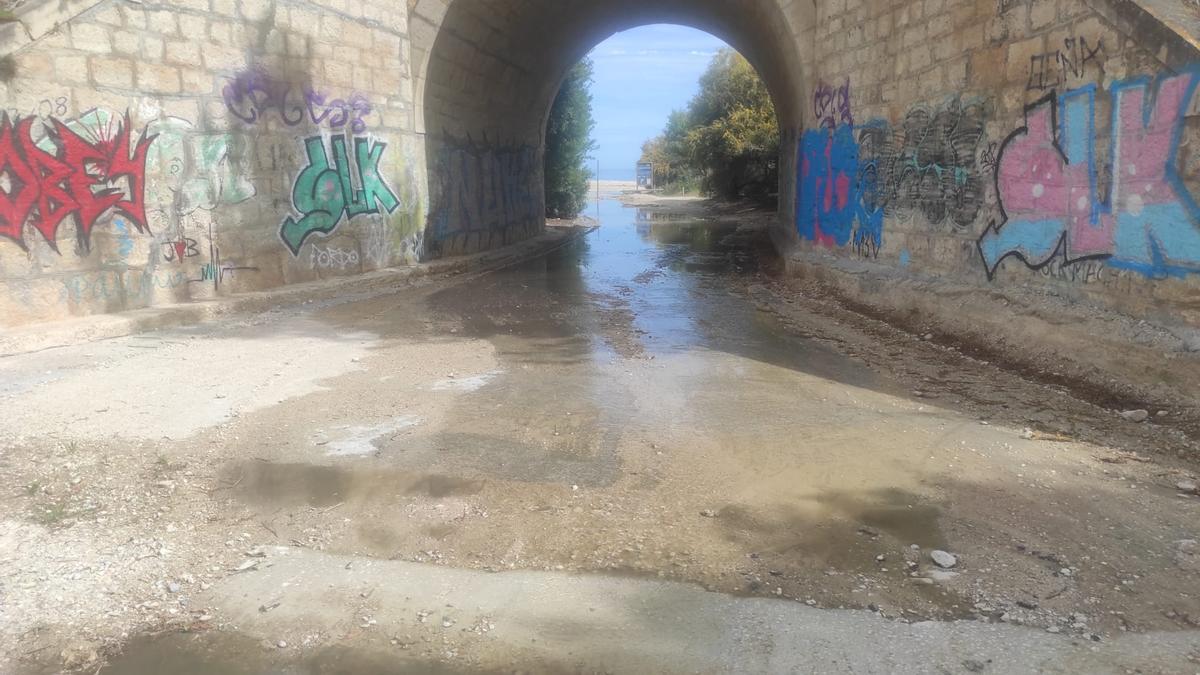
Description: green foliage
640,49,779,200
545,58,597,219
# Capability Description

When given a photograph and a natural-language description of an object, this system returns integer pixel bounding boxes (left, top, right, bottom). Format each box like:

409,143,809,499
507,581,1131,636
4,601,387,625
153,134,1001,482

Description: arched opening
412,0,810,258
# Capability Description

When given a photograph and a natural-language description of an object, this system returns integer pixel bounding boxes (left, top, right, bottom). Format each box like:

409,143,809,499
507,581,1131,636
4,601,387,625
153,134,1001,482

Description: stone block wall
0,0,425,326
790,0,1200,326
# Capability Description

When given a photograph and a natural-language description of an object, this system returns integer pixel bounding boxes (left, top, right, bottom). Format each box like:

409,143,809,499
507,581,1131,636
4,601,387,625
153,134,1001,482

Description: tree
639,49,779,200
544,58,597,219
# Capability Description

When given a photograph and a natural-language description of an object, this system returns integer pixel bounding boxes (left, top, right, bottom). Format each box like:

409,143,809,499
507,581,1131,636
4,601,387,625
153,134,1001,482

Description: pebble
1177,480,1197,494
1046,626,1061,634
930,550,958,568
1120,409,1150,423
276,641,287,649
166,581,181,594
699,509,718,518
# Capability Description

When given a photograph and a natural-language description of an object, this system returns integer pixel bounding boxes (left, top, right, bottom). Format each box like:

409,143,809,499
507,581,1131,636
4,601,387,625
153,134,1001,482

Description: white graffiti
310,245,360,270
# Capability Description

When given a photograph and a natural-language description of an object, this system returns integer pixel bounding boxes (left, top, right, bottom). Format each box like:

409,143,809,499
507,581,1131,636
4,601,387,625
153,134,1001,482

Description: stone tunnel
1,0,1200,329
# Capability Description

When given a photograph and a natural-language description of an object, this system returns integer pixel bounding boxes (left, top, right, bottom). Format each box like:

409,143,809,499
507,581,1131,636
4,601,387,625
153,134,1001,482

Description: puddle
224,461,484,508
102,631,525,674
430,370,502,392
315,416,422,457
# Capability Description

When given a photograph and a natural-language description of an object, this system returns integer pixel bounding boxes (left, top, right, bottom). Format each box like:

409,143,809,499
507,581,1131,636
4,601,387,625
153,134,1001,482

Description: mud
2,194,1200,673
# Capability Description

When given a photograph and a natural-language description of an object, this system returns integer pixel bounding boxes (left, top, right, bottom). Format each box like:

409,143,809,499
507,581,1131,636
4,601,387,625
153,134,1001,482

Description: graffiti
161,237,200,263
0,111,156,251
222,69,373,134
430,139,538,244
796,99,984,256
364,217,393,268
981,142,1000,173
883,102,986,228
4,96,69,121
1039,258,1106,283
309,244,360,270
978,71,1200,279
1028,37,1105,91
279,135,401,256
146,117,255,215
113,218,135,258
813,79,853,129
61,269,187,304
196,257,257,287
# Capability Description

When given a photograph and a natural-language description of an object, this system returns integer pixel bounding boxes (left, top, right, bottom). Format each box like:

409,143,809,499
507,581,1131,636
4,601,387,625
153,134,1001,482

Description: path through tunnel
411,0,810,258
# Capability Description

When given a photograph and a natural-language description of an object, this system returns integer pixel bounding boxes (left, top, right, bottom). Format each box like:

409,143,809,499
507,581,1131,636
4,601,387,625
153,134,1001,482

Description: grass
32,500,98,528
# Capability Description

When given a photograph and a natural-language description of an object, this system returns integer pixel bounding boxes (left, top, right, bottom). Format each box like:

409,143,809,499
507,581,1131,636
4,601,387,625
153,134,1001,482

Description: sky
586,24,729,180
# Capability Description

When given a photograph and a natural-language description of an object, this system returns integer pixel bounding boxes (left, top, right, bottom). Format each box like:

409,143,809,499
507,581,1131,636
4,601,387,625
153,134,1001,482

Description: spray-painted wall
791,0,1200,325
0,0,425,326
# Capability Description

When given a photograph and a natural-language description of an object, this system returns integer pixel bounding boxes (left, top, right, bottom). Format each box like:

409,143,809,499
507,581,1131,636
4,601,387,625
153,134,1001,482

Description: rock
166,581,181,594
276,641,287,649
699,509,718,518
928,570,959,582
1177,480,1198,494
875,554,886,562
930,550,958,568
1016,599,1039,609
1046,626,1061,634
1120,409,1150,423
233,560,260,572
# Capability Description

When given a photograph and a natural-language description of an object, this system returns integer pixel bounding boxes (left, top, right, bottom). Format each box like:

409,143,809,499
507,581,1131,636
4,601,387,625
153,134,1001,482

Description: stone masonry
2,0,1200,329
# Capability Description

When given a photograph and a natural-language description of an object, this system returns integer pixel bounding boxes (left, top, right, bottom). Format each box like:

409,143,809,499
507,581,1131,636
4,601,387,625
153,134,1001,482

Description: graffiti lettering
61,269,186,304
279,135,401,256
430,140,538,250
796,97,984,256
813,79,853,129
161,237,200,263
146,117,256,216
1027,37,1105,91
222,69,373,134
1039,258,1105,283
309,244,360,270
978,71,1200,279
0,112,156,251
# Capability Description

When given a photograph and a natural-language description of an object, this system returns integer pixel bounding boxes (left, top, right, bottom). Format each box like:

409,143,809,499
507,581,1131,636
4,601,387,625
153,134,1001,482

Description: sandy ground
2,196,1199,673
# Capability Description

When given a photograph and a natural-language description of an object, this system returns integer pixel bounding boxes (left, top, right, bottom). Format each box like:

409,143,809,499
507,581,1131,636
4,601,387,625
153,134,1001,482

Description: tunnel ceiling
412,0,811,144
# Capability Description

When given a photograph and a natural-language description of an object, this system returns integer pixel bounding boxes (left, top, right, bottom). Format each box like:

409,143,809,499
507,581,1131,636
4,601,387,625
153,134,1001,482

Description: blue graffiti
797,123,884,256
978,69,1200,280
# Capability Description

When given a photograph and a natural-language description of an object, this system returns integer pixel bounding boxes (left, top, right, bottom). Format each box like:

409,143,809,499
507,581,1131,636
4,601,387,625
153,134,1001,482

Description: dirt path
2,195,1199,673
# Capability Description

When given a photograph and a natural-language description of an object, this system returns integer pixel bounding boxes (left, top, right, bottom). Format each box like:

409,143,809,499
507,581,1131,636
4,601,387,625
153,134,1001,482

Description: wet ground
3,195,1200,673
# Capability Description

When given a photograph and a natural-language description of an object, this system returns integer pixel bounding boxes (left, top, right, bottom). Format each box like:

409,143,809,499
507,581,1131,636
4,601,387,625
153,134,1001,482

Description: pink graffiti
987,72,1196,270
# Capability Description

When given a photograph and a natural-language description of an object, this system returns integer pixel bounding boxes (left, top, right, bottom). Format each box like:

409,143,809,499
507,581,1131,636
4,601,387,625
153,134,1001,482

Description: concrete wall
0,0,424,326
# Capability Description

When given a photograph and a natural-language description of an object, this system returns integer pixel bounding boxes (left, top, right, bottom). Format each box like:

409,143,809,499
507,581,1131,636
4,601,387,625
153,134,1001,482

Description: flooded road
4,195,1200,673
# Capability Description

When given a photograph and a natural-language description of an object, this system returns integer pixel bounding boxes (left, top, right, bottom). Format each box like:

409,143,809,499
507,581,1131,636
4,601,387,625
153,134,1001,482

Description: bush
640,49,779,201
544,59,597,219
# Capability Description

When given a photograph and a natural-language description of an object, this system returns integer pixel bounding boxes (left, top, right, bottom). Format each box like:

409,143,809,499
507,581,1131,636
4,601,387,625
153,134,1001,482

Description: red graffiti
0,113,156,252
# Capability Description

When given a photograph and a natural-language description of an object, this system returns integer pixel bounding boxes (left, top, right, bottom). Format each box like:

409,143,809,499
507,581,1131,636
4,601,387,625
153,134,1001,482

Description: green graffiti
280,135,401,256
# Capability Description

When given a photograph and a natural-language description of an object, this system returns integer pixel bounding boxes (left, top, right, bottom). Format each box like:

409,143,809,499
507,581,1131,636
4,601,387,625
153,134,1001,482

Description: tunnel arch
410,0,812,258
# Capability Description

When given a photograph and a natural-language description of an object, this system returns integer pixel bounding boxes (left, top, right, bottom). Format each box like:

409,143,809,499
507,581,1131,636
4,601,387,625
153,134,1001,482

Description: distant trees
544,58,597,219
639,49,779,200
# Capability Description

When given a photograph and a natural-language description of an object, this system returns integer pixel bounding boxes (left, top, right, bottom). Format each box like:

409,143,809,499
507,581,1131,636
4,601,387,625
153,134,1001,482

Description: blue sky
586,24,729,180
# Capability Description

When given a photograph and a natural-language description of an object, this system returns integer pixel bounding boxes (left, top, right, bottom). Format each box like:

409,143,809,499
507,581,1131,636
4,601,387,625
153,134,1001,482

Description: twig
318,501,344,514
